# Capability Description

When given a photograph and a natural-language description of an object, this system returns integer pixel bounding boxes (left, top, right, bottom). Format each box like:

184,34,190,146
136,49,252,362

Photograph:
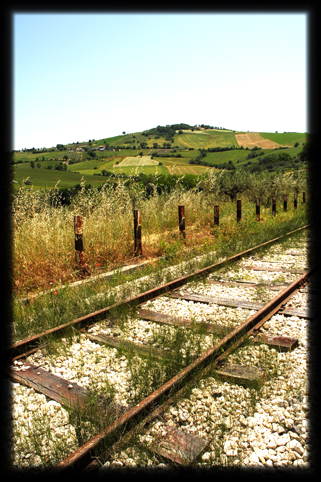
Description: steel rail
9,223,312,361
51,265,317,474
79,271,309,475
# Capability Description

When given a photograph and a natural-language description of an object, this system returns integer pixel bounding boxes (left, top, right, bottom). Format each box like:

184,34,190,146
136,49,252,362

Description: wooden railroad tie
215,364,266,388
84,332,166,359
136,308,232,335
9,362,128,419
208,279,291,291
252,334,298,352
240,265,306,274
151,425,209,465
170,292,314,319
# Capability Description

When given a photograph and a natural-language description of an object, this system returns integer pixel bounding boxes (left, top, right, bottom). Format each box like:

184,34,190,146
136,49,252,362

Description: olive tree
218,170,251,201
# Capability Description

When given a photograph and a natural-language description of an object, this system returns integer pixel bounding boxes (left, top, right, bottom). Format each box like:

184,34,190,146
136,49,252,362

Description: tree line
39,168,307,208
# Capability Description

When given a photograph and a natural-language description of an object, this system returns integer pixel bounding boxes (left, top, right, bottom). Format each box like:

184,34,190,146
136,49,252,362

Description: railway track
7,225,317,472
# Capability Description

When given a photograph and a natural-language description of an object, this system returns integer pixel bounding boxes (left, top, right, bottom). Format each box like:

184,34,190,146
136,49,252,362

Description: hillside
12,125,308,190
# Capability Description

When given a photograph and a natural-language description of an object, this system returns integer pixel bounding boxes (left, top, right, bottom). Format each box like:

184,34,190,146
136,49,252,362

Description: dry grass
235,133,284,149
12,170,309,297
12,177,220,296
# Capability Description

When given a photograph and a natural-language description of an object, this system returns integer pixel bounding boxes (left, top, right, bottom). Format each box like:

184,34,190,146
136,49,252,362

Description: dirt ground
235,132,286,149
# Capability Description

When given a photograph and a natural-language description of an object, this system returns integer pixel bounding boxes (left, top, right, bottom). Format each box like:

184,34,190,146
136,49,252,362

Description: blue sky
13,13,307,151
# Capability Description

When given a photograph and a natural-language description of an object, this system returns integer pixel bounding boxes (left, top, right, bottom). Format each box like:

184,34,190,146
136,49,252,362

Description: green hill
11,125,308,190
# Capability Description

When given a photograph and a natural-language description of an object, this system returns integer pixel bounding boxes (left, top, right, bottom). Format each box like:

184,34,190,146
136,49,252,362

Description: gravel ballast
7,231,316,471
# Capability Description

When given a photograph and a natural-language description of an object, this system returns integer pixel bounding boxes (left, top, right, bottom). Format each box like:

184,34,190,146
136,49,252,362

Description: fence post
256,197,260,221
178,205,186,238
303,192,306,203
133,209,142,256
294,193,298,210
272,196,276,216
74,215,84,269
237,200,242,222
214,205,219,226
283,195,287,212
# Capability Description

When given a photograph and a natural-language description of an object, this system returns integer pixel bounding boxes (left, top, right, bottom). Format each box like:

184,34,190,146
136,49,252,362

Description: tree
139,152,143,157
219,170,251,201
37,163,41,168
30,160,35,168
298,142,312,163
122,131,126,135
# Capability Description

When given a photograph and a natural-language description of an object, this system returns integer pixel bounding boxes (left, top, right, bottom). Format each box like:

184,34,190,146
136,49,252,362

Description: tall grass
12,171,309,298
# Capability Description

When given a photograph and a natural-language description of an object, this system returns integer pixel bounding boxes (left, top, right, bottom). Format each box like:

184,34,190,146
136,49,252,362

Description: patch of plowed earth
235,133,284,149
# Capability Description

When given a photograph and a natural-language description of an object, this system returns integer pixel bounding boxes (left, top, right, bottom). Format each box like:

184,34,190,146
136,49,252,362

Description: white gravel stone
10,231,314,470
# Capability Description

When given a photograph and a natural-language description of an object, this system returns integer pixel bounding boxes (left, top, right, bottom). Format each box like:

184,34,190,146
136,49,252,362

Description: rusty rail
52,265,317,474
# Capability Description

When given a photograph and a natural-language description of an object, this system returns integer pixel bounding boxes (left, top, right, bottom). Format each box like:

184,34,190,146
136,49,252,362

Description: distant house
76,147,85,152
97,145,105,151
107,147,115,151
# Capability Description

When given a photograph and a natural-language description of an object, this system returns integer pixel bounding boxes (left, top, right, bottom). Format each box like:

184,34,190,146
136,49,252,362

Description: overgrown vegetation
12,168,308,298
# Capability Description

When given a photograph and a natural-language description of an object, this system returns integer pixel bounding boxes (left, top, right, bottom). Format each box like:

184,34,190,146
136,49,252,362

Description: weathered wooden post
283,195,287,212
214,205,219,226
74,215,84,269
237,200,242,222
256,197,260,221
272,196,276,216
133,209,142,256
294,193,298,210
178,205,186,238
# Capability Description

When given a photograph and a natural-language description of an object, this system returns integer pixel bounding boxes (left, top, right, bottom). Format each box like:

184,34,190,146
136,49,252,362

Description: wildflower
96,263,100,266
53,291,58,295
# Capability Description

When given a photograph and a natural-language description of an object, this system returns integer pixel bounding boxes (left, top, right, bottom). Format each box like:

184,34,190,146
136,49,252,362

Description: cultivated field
119,156,160,167
235,133,283,149
12,127,308,191
260,132,307,146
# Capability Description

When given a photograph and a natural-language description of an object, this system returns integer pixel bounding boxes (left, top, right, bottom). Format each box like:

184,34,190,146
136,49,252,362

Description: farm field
119,156,160,166
176,131,237,149
164,163,209,176
12,126,308,190
109,164,169,176
203,144,305,166
12,165,106,190
235,133,282,149
260,132,307,146
68,159,116,171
